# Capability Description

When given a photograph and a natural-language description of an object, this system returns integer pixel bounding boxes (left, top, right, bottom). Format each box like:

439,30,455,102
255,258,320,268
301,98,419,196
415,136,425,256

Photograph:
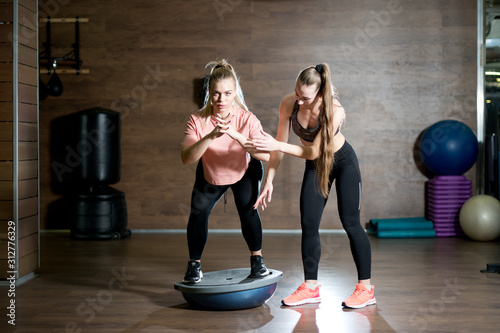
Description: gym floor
3,231,499,333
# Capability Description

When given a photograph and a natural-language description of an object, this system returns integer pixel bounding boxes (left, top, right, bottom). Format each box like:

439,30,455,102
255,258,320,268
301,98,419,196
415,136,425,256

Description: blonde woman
253,64,375,308
180,59,270,284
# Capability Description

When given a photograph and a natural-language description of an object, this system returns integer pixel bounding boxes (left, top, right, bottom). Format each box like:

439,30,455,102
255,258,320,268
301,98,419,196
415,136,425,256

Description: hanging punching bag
47,71,63,97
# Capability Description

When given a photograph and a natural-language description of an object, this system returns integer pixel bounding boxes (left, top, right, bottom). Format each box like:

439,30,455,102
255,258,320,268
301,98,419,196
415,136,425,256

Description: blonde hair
198,59,248,121
297,64,339,197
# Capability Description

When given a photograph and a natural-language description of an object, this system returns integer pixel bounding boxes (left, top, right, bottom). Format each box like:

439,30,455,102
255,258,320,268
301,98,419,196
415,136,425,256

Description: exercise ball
419,120,478,175
459,195,500,241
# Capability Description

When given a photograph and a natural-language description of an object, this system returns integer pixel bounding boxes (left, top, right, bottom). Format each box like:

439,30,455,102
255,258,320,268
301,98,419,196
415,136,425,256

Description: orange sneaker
282,283,321,306
342,283,376,309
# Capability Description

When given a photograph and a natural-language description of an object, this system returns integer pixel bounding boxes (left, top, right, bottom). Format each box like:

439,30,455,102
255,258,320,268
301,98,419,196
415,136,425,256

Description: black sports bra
290,101,342,142
290,101,320,142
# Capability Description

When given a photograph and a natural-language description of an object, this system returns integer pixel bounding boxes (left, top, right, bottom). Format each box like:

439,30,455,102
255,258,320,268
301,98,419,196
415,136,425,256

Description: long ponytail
297,63,338,197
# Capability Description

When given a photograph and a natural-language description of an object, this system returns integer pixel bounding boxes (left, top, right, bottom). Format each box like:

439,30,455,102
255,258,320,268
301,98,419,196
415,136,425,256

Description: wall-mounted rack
40,68,90,75
39,16,89,75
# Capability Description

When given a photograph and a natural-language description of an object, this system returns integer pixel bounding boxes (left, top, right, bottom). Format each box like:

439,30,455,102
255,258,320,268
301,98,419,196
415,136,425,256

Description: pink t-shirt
181,106,266,185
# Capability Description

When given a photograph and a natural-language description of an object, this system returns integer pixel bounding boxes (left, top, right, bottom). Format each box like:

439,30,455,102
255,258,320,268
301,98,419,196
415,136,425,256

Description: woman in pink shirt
180,59,270,284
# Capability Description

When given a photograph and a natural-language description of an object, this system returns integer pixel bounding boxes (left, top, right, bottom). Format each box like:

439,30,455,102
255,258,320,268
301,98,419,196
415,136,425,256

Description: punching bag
76,107,121,186
47,71,63,97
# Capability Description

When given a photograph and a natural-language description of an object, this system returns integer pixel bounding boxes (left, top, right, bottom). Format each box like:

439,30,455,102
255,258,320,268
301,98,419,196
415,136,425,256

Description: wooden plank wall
38,0,477,231
0,0,39,280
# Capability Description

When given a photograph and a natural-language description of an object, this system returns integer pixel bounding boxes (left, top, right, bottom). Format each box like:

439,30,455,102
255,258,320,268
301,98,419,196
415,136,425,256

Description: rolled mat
369,217,434,232
368,217,436,238
375,229,437,238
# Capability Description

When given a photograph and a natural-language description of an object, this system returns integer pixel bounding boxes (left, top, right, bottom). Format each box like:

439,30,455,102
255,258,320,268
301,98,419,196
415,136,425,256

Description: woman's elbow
254,152,270,162
181,151,193,165
309,148,320,160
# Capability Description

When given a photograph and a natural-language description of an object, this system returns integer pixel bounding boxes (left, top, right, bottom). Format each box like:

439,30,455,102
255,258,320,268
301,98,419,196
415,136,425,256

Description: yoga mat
375,229,436,238
369,217,434,232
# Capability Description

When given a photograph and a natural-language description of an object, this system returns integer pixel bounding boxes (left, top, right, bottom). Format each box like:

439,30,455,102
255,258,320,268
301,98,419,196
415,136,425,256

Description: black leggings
300,141,371,281
187,157,264,260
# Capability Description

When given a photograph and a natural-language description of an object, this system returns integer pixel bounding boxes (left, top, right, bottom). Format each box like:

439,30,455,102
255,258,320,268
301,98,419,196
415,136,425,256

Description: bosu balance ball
459,195,500,241
419,120,478,175
174,268,283,310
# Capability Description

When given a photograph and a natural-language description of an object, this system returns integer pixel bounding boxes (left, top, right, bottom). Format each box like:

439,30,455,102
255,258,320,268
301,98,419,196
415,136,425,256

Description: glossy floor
2,231,499,332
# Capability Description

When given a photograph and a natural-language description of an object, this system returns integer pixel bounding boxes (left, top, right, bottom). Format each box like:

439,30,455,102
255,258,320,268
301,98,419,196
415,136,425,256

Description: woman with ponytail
252,64,375,309
181,59,270,284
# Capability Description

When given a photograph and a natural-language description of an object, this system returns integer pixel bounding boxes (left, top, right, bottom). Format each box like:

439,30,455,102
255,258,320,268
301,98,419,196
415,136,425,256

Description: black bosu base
70,186,130,240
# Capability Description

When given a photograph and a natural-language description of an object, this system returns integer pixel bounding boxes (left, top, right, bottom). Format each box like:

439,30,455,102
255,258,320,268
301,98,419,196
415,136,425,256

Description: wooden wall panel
18,64,37,86
18,251,37,277
0,3,13,22
17,27,36,50
0,240,7,259
0,46,12,62
0,162,12,180
0,103,13,121
18,160,37,179
0,260,7,279
18,196,37,219
18,44,37,67
0,82,13,102
0,180,12,200
0,142,13,160
0,0,39,283
18,178,37,199
0,24,13,42
0,201,13,220
20,0,36,12
18,1,35,26
18,215,38,237
0,220,9,238
18,83,37,104
18,233,37,257
38,0,477,230
18,103,37,122
0,122,12,141
18,122,37,141
18,142,37,160
0,62,12,81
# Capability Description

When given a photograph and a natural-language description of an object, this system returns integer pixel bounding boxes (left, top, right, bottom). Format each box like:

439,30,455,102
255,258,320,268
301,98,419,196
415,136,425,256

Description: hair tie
315,64,323,74
214,64,224,70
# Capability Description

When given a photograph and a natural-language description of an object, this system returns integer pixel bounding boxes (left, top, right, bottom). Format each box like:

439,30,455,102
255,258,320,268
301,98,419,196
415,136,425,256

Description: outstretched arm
253,102,345,160
253,97,293,210
217,114,270,162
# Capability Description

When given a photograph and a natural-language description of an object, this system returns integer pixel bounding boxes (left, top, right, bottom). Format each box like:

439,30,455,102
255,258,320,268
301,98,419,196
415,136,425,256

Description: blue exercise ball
419,120,478,175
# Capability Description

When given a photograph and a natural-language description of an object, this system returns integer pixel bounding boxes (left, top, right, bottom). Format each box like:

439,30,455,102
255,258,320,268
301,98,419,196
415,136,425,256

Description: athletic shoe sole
250,269,270,278
342,297,376,309
182,272,203,285
282,297,321,306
